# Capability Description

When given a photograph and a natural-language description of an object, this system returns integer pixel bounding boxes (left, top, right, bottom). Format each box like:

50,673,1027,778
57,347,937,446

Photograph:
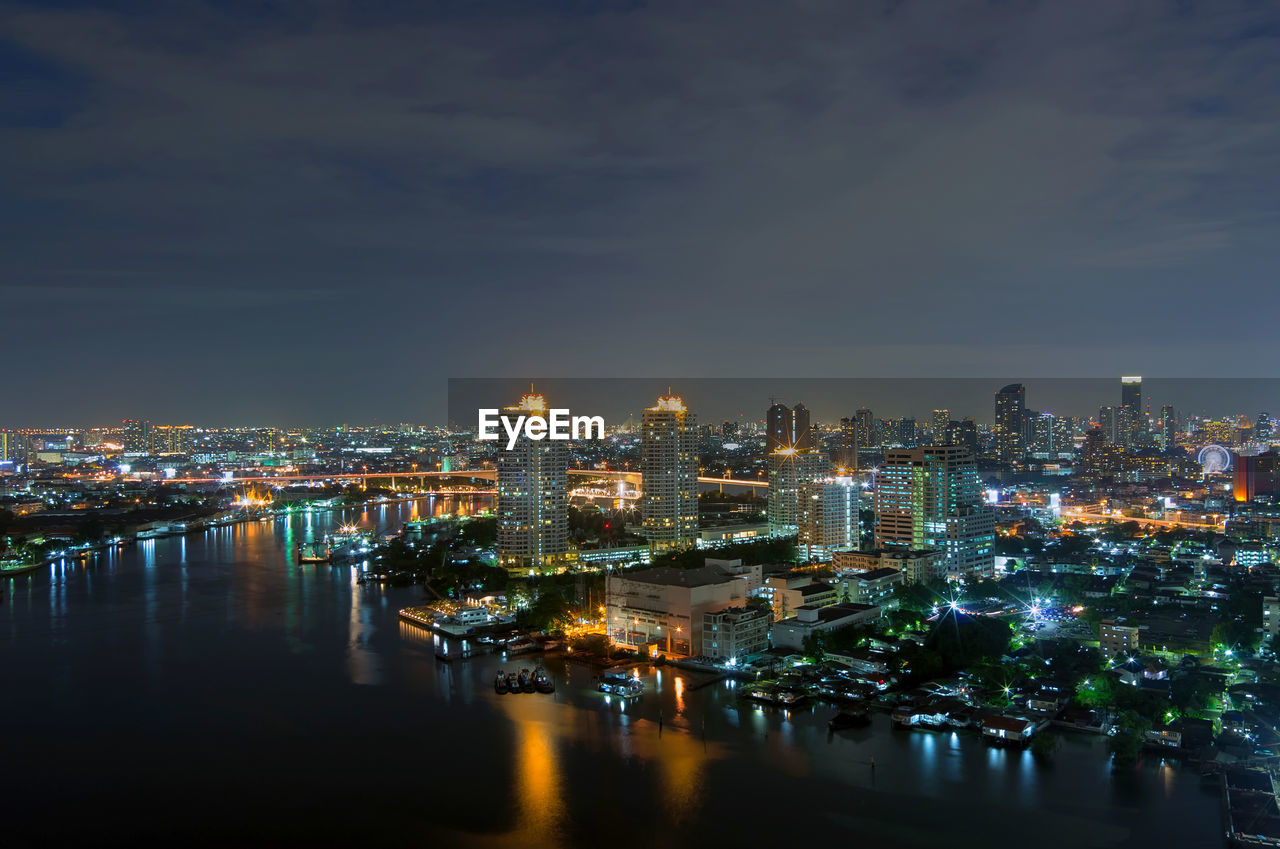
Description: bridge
164,469,768,491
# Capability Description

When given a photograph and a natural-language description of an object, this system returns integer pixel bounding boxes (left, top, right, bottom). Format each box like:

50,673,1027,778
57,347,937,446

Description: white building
768,448,830,537
799,475,860,562
771,603,882,650
497,393,569,575
640,395,700,554
606,563,751,657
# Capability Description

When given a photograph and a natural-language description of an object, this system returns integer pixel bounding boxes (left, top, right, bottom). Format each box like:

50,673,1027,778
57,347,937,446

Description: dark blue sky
3,1,1279,425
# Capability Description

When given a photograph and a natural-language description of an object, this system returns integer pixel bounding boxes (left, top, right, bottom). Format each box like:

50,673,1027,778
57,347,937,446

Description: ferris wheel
1197,444,1232,475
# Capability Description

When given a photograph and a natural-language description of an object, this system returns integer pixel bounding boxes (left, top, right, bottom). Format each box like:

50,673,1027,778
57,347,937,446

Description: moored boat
495,671,509,694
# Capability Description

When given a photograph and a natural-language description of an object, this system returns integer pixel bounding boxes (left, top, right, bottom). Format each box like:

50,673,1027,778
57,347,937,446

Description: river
1,497,1223,848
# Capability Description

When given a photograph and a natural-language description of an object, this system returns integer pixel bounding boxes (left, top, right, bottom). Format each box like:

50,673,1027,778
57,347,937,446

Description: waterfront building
702,606,770,662
994,384,1025,463
874,445,995,578
605,564,751,657
771,603,881,650
497,393,570,575
798,475,860,561
640,395,699,554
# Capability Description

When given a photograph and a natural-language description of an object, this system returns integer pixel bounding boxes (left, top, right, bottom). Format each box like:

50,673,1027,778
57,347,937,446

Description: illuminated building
0,430,19,463
497,393,569,574
1203,420,1236,447
874,445,995,578
798,475,860,561
1120,376,1143,447
1080,427,1124,480
931,410,951,442
702,606,769,662
122,419,153,453
766,401,813,453
837,416,858,469
944,418,978,454
993,384,1025,464
767,448,830,537
1099,618,1139,659
854,407,875,450
1257,414,1274,444
879,417,918,448
606,564,751,657
833,548,943,584
640,395,699,554
1161,405,1177,449
1234,451,1280,503
152,424,196,454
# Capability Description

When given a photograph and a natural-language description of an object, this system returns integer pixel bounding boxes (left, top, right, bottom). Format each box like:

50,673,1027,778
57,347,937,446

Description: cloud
2,0,1280,421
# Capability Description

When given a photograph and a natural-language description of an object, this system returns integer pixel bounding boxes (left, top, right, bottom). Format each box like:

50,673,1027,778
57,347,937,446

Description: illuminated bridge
164,469,768,491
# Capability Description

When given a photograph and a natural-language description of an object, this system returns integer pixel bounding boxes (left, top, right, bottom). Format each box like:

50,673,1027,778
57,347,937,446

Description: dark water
2,498,1222,848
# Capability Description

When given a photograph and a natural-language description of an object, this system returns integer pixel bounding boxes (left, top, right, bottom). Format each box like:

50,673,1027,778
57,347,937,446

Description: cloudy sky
4,0,1279,425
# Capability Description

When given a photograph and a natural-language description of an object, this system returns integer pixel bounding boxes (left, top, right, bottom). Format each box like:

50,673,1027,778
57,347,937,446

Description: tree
1031,730,1061,760
1108,710,1150,767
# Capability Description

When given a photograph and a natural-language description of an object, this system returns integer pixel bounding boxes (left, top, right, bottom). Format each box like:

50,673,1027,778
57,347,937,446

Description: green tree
1030,730,1061,760
1108,710,1151,767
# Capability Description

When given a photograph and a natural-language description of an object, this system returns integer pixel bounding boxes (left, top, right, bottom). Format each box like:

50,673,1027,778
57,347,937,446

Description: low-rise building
839,566,903,605
1264,596,1280,641
1100,618,1140,659
833,548,943,584
702,605,770,662
771,603,881,650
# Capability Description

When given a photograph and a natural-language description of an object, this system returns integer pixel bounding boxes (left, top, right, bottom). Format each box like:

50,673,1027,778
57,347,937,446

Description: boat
505,638,538,655
297,541,329,563
534,667,555,694
517,669,536,693
598,672,643,698
829,708,872,730
495,671,510,695
506,672,521,692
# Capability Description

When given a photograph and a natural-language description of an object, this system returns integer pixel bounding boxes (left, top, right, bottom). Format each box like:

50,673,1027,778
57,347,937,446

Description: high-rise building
497,393,569,575
1256,414,1274,444
1233,451,1280,503
944,418,978,454
0,430,18,464
768,448,830,537
1099,406,1119,444
766,401,813,453
1161,405,1177,449
837,416,858,469
854,407,875,450
931,410,951,442
993,384,1025,464
1120,376,1143,447
640,395,699,554
152,425,196,454
122,419,153,453
799,475,860,561
874,445,995,578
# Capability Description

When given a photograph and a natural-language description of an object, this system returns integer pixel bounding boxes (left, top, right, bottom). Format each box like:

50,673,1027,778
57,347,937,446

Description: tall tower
791,403,813,451
855,407,875,450
496,393,569,575
1161,405,1177,449
640,395,699,554
993,384,1025,464
122,419,153,454
874,445,995,578
931,410,951,442
1120,376,1143,447
766,402,791,454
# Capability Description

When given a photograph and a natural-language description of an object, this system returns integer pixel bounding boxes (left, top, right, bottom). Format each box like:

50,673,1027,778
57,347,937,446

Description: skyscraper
855,407,875,450
837,416,858,469
768,448,830,537
766,402,791,454
993,384,1025,464
497,393,569,575
1161,405,1177,449
931,410,951,442
799,476,860,561
874,445,995,578
766,401,813,453
1120,376,1143,447
1099,406,1119,443
640,395,699,554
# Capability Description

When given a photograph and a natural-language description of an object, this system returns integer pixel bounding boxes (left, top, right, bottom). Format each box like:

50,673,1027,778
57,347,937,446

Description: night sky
4,1,1279,425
